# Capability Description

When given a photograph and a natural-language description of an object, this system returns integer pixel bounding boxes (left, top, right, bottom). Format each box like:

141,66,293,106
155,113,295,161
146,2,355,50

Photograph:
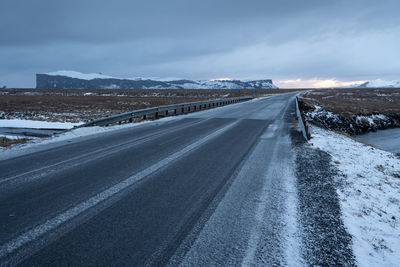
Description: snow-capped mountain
45,70,118,80
348,80,400,88
37,71,278,89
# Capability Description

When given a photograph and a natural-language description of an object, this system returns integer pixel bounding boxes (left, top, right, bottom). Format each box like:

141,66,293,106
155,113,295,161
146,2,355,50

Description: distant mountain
347,80,400,88
36,71,278,89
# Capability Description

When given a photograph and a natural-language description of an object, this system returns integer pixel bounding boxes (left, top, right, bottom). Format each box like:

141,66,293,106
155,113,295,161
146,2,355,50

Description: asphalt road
0,93,301,266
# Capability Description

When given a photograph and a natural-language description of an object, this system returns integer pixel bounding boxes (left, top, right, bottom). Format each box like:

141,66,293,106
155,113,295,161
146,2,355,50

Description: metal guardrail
296,96,311,140
79,96,253,127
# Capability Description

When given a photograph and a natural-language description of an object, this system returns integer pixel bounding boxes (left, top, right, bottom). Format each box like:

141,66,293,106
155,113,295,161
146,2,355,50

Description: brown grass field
299,88,400,116
0,88,302,122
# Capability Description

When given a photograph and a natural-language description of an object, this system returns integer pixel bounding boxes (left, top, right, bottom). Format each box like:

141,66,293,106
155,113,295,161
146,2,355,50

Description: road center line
0,119,240,259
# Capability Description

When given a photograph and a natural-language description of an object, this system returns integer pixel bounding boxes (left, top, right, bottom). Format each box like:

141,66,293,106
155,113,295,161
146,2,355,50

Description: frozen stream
0,127,66,138
355,128,400,154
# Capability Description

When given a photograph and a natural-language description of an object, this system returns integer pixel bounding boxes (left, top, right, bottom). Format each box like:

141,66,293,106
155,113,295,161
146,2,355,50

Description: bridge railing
79,96,253,127
296,96,311,140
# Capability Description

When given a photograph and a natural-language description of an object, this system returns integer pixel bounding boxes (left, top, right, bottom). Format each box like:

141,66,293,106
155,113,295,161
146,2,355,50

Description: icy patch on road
310,126,400,266
0,119,81,129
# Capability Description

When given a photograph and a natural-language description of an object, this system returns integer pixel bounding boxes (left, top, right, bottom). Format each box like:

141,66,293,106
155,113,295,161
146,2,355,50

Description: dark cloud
1,0,399,87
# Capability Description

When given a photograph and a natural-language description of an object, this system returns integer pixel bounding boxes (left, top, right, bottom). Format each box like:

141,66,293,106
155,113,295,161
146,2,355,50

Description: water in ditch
355,128,400,154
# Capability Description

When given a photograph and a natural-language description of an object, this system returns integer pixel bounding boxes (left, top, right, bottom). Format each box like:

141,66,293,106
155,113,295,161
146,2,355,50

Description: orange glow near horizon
275,78,367,88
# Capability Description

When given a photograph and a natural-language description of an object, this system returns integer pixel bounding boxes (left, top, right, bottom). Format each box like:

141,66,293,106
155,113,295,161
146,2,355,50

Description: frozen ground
310,125,400,266
0,119,81,129
0,119,83,144
356,128,400,154
299,88,400,135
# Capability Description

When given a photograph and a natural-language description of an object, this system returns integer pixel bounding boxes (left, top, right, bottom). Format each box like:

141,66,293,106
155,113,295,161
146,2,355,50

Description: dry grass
0,88,302,122
300,88,400,116
0,137,30,147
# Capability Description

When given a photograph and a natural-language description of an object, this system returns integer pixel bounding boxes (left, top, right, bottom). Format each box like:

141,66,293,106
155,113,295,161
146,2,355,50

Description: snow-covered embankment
310,126,400,266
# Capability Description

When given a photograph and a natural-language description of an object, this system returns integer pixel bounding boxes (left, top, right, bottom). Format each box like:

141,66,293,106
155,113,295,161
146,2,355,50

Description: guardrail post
174,109,177,114
296,97,311,140
188,106,191,112
129,118,133,123
155,112,159,119
165,110,169,116
143,114,147,120
181,107,185,113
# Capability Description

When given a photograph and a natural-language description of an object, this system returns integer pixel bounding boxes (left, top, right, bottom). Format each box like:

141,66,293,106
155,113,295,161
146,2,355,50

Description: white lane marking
0,119,209,185
0,120,240,259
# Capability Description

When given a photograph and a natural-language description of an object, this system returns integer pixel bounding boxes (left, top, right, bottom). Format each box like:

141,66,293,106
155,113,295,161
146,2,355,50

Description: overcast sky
1,0,400,88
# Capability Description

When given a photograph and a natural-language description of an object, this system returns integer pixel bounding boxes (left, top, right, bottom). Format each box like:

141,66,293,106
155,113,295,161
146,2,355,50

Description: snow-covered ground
310,125,400,266
0,119,81,129
303,103,396,135
307,105,391,129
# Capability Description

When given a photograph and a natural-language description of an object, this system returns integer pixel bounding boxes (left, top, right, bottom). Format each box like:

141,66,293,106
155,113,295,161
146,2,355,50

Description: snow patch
310,125,400,266
0,119,81,129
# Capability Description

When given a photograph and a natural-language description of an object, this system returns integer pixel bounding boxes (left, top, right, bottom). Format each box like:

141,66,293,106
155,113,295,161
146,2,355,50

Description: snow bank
310,125,400,266
302,103,396,135
0,119,81,129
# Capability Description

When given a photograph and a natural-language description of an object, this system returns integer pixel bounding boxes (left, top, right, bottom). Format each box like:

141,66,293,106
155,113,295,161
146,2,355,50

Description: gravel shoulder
291,129,355,265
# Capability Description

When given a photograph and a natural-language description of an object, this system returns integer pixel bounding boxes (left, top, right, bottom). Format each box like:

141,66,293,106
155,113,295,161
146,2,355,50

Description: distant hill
347,80,400,88
36,71,278,89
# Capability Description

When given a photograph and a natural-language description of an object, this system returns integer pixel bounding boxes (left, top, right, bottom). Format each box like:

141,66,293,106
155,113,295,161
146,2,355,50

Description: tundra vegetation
298,89,400,135
0,88,301,123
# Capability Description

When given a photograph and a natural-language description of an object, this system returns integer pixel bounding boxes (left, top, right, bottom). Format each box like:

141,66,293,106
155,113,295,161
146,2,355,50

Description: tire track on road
0,120,240,265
